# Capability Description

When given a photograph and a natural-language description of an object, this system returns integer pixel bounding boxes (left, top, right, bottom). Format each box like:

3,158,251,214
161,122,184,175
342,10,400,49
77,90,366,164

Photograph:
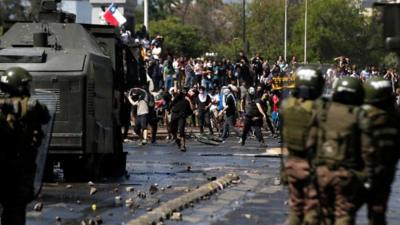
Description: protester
127,88,149,145
195,86,213,135
168,88,194,151
239,87,267,146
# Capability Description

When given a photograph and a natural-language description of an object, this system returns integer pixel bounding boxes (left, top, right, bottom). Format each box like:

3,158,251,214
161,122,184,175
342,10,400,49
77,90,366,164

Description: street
26,135,400,225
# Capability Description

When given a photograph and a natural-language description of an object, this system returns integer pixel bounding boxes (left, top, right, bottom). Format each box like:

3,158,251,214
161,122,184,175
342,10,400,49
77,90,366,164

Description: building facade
61,0,136,27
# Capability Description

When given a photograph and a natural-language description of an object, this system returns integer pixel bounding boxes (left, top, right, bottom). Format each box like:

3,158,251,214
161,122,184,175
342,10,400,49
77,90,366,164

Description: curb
126,173,240,225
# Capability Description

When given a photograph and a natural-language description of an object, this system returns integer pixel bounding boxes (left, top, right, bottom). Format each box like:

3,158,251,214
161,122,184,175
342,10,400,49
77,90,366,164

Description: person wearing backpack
307,77,368,225
361,77,400,225
281,67,325,225
0,67,50,225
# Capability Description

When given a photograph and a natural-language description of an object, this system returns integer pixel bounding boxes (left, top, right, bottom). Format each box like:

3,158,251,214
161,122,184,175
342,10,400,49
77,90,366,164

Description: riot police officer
0,67,50,225
361,77,400,225
281,66,325,225
308,77,367,225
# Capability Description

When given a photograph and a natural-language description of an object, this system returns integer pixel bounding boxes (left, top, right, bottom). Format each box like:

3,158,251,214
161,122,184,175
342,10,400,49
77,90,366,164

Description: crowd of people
124,49,295,149
124,44,400,150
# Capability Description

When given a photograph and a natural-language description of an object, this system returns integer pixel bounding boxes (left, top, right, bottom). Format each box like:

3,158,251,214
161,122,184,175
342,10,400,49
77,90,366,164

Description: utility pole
304,0,308,64
284,0,288,62
144,0,149,32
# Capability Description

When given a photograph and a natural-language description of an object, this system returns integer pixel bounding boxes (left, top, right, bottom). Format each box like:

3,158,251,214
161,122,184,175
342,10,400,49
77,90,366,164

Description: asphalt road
22,134,400,225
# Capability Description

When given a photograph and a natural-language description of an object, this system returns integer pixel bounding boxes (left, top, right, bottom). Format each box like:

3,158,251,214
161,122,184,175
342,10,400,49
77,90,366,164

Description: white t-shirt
194,63,203,76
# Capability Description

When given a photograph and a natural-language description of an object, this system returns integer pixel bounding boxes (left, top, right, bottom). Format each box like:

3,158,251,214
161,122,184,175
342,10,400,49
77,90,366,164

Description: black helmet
364,77,394,104
293,66,324,100
0,67,32,96
332,77,364,105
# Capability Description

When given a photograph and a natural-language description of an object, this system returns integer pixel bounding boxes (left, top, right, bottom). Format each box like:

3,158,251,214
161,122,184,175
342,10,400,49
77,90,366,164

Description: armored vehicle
0,0,130,180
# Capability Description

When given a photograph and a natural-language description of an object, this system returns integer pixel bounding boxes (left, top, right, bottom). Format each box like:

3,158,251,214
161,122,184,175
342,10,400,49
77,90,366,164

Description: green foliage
212,37,243,60
0,0,40,26
383,52,399,69
243,0,385,65
0,0,389,67
150,17,209,57
148,0,182,21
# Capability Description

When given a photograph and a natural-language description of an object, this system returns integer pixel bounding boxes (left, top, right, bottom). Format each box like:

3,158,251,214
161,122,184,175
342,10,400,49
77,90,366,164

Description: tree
0,0,27,25
247,0,287,61
0,0,41,26
289,0,384,65
150,17,208,57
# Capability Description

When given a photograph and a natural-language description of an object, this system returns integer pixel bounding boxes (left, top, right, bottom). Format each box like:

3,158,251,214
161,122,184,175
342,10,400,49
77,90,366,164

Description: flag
103,3,127,27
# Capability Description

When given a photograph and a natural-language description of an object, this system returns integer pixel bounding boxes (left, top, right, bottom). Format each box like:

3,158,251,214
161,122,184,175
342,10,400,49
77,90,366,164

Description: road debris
149,184,159,194
95,215,103,224
125,186,135,192
137,191,147,199
125,198,134,208
126,173,239,225
171,212,182,221
115,196,122,205
90,187,97,196
244,214,252,219
33,202,43,212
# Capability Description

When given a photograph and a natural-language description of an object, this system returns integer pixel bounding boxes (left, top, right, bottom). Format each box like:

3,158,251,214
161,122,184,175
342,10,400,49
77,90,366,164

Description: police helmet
293,66,324,99
0,67,32,96
364,77,394,104
332,77,364,105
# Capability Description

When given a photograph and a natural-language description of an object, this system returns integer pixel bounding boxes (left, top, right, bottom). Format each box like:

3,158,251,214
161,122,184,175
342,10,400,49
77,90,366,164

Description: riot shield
31,89,58,196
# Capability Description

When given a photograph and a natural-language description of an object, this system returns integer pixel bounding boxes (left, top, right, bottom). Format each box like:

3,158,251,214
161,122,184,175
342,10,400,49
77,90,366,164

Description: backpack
0,97,29,155
315,102,362,169
360,105,400,167
281,97,315,152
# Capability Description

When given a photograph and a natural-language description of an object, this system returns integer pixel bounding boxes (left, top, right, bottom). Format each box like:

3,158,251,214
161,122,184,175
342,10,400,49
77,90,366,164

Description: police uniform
281,67,325,225
308,77,367,225
361,78,400,225
0,67,50,225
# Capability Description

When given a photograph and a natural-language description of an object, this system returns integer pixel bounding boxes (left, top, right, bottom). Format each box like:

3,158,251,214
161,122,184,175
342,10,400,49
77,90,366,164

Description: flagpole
144,0,149,31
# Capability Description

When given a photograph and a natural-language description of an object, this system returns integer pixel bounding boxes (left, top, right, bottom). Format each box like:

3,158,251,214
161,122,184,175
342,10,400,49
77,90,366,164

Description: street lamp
242,0,246,55
144,0,149,32
284,0,288,62
304,0,308,64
